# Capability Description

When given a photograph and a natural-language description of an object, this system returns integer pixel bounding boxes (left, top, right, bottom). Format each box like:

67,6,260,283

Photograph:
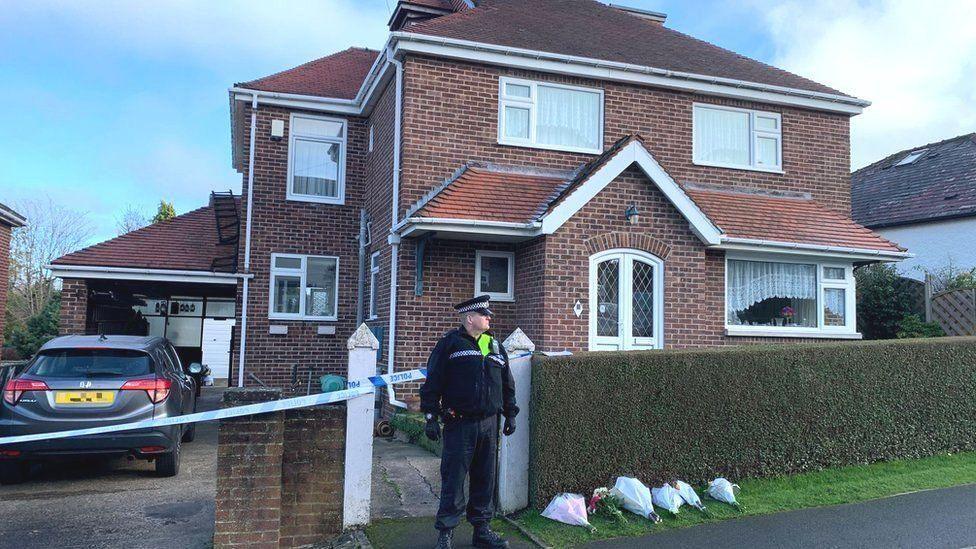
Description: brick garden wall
214,388,345,549
0,224,9,348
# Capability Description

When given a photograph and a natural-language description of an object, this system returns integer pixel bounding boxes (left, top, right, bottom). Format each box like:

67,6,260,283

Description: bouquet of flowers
780,306,795,321
587,487,627,524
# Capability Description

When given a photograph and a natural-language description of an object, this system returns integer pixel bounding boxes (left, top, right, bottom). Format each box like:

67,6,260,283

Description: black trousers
435,414,498,531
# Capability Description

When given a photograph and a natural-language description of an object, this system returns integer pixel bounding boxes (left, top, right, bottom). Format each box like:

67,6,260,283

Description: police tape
0,368,428,447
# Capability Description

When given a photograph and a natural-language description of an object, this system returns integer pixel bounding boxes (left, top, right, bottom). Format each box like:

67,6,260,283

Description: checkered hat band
457,301,489,313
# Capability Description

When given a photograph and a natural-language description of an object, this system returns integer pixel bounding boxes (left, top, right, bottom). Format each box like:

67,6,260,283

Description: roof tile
238,47,380,99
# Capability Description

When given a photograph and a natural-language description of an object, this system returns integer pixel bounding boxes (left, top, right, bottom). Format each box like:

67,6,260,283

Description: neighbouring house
852,133,976,281
52,0,909,403
0,202,27,351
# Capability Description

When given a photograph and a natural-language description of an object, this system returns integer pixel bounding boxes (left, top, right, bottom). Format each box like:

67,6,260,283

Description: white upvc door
589,249,664,351
202,318,236,383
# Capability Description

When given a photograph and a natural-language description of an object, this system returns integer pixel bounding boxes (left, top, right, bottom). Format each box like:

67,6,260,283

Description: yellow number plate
55,391,116,405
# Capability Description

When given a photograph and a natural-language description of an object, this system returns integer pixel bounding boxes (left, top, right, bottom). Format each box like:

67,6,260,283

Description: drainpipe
237,93,258,388
356,209,368,325
386,51,406,408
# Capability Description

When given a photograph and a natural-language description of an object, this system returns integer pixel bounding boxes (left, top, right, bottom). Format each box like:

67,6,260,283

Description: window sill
286,194,345,206
725,327,862,339
480,295,515,303
268,316,339,323
497,139,601,156
693,160,784,175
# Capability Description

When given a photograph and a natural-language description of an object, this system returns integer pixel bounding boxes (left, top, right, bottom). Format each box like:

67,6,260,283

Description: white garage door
202,318,235,384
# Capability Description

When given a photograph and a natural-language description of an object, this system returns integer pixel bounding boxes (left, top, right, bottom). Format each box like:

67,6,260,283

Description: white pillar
343,323,379,528
498,328,535,514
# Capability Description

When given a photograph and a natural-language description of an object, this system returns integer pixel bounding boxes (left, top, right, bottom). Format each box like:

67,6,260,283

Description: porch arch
585,231,672,259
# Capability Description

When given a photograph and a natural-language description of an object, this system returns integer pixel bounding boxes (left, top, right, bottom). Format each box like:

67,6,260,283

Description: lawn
515,451,976,547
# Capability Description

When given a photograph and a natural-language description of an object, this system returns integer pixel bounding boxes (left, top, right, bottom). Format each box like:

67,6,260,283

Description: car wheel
181,422,196,443
0,461,30,485
155,437,181,477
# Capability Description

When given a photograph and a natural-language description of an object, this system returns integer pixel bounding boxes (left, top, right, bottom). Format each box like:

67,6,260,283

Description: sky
1,0,973,245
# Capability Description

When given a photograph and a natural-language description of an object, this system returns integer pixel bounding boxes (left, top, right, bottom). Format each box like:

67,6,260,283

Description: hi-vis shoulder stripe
0,369,428,447
449,350,482,360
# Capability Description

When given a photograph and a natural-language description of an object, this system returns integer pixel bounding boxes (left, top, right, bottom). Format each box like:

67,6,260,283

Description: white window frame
368,251,381,320
693,103,783,173
475,250,515,302
269,253,340,321
368,124,374,153
286,113,347,205
497,76,604,155
588,249,665,351
724,252,858,339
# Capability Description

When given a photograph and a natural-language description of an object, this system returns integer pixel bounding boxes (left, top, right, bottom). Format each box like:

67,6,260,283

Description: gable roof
405,0,852,98
401,135,908,260
237,48,381,99
852,133,976,228
52,198,241,274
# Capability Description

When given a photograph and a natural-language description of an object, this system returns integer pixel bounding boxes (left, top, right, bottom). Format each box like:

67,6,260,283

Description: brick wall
0,224,9,348
233,104,369,388
59,278,89,335
214,388,346,549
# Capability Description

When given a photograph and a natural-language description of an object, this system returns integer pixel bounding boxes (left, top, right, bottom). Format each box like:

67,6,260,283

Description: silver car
0,335,199,483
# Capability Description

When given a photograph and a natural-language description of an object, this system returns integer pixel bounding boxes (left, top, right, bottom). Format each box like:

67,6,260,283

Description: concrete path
371,437,442,519
589,483,976,549
0,388,224,549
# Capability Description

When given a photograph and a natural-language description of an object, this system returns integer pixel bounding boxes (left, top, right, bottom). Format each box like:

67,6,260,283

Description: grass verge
516,451,976,547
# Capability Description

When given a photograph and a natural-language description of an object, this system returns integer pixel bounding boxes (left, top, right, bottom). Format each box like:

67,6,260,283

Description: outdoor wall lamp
270,119,285,141
625,204,640,224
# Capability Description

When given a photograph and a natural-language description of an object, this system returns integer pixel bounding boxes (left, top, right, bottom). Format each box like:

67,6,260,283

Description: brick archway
584,231,672,260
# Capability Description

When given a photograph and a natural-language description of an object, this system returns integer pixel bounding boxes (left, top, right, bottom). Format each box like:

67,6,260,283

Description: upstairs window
287,114,346,204
498,77,604,154
693,104,782,172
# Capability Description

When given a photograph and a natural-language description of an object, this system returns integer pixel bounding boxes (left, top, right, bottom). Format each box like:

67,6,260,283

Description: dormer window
895,149,927,166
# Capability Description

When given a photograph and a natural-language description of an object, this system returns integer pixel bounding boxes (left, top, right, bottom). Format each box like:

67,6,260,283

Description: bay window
498,77,603,154
693,104,782,172
270,254,339,320
287,114,346,204
725,257,857,337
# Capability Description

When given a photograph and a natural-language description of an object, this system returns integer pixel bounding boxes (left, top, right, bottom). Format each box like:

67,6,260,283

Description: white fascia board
541,141,723,245
714,238,913,262
391,33,868,115
48,265,248,285
398,217,541,239
231,88,362,115
0,206,26,227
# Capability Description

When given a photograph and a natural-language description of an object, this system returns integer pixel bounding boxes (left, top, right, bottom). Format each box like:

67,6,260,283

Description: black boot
472,524,509,548
434,529,453,549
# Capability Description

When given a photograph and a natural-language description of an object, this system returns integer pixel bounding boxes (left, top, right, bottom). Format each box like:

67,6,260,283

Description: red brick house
53,0,908,403
0,203,27,351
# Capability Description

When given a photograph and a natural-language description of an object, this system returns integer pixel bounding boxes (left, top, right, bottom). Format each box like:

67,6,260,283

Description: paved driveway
0,388,223,549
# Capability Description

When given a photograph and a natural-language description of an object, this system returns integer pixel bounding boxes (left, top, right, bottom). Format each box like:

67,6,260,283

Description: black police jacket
419,327,519,419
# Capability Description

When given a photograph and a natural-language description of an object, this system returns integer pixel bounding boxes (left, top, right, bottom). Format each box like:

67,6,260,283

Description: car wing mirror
188,363,203,375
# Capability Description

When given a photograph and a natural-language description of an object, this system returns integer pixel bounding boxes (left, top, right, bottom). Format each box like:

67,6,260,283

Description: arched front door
588,249,664,351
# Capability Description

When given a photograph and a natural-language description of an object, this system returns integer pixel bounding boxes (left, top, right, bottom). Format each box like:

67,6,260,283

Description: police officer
420,295,518,549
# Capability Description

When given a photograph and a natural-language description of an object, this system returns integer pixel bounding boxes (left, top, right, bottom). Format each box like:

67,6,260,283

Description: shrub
855,264,917,339
8,294,60,358
529,338,976,507
896,314,945,339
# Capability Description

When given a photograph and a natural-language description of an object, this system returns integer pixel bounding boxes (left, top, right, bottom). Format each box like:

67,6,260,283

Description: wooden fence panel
931,288,976,336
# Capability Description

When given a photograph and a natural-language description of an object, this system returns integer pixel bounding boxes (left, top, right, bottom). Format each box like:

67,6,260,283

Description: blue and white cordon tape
0,368,428,446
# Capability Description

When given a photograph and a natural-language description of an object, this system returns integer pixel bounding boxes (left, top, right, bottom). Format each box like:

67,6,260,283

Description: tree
8,198,94,324
7,293,60,357
855,263,917,340
151,200,176,224
115,204,148,235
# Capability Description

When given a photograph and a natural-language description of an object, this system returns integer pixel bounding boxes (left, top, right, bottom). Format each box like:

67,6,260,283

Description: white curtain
537,85,600,150
823,288,846,325
695,107,749,165
727,260,816,323
292,139,339,197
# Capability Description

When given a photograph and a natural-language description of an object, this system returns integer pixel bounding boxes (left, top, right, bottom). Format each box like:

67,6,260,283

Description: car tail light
120,377,171,404
3,379,50,405
0,450,22,457
138,446,166,454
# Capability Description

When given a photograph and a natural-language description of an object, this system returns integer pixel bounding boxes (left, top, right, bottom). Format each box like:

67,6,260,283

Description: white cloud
758,0,976,168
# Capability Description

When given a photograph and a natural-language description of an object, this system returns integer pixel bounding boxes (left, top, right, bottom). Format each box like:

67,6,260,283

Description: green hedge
391,411,442,456
529,337,976,507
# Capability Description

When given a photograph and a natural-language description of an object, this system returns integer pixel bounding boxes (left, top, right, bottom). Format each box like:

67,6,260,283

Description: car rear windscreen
28,349,154,378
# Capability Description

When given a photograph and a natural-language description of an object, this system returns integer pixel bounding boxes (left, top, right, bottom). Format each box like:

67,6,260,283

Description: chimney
609,4,667,25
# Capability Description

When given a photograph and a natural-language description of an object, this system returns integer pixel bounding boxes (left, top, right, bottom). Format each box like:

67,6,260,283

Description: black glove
425,418,441,441
503,416,516,436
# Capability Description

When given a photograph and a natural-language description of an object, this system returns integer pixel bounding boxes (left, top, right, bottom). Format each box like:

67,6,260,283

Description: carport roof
52,198,240,273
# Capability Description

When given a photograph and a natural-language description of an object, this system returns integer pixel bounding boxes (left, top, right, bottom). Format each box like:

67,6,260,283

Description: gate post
498,328,535,514
344,324,380,528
